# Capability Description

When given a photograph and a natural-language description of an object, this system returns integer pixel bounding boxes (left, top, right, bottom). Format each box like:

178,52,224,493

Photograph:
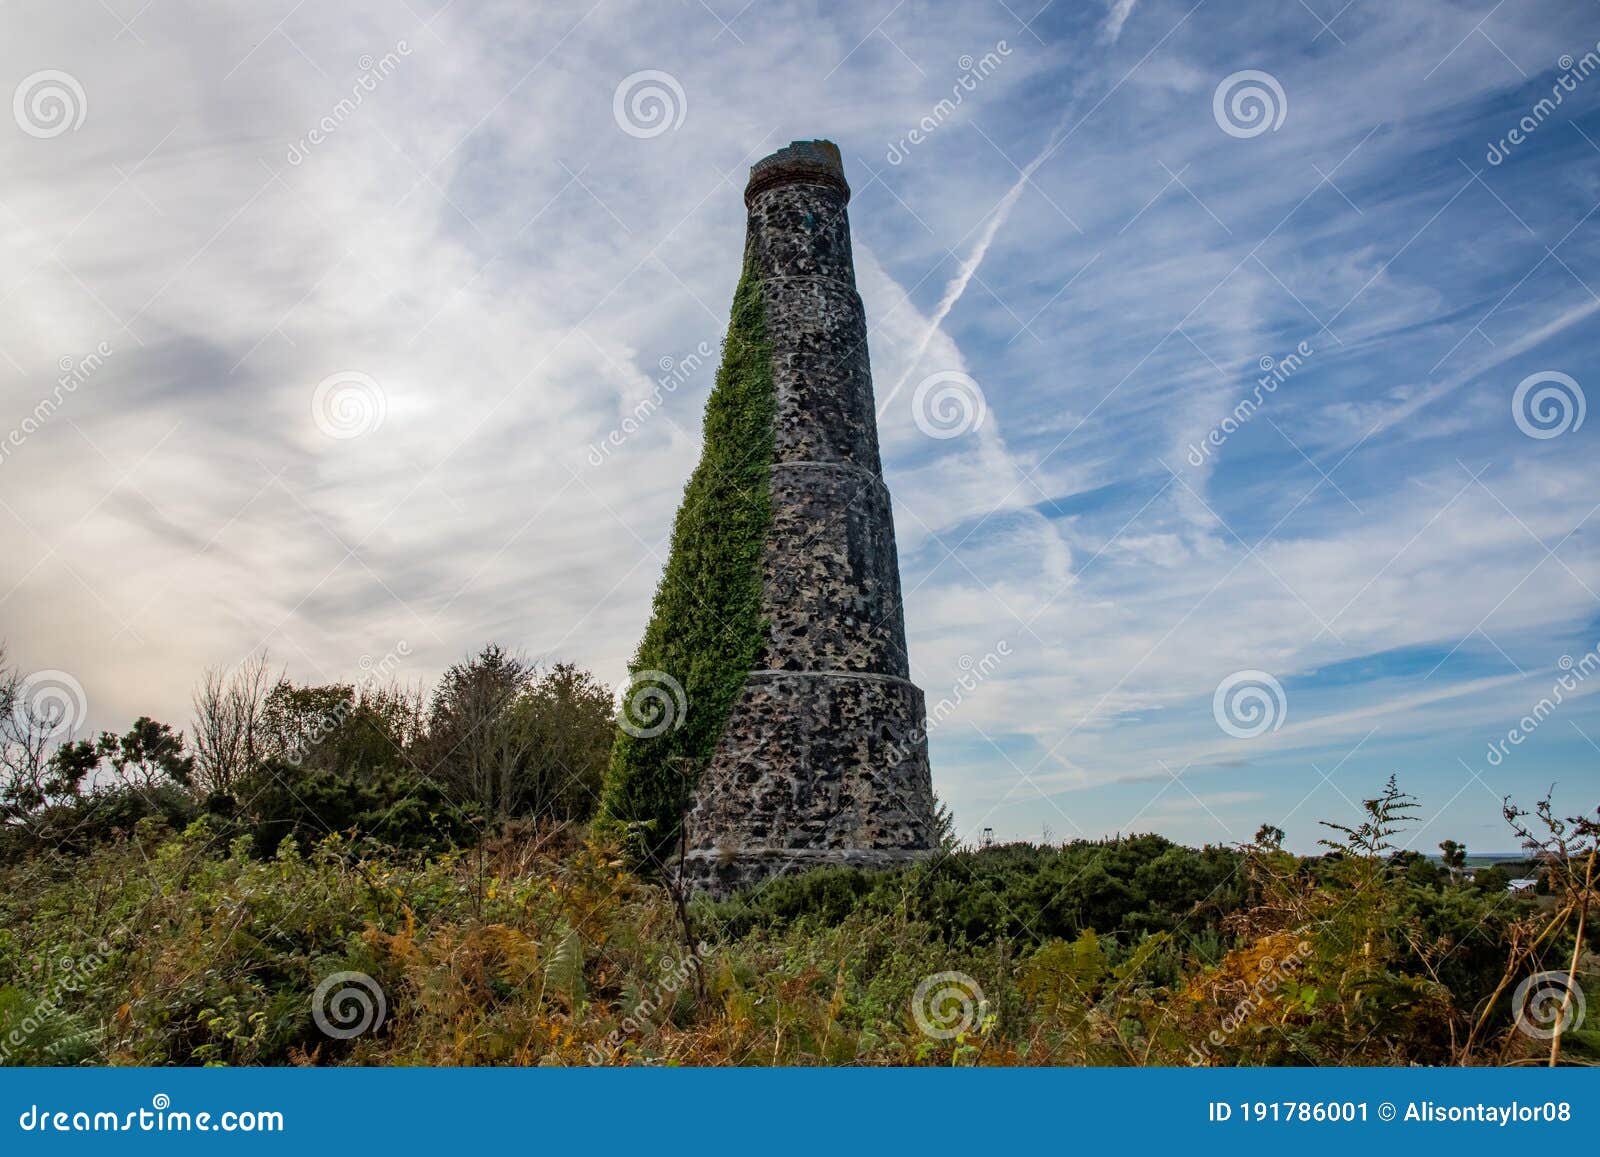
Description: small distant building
1507,877,1538,893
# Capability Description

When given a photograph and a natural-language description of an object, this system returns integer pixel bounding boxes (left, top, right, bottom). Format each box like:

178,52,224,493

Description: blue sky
2,0,1596,853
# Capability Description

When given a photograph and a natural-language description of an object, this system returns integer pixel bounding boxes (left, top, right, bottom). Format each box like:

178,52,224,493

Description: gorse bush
233,759,470,857
701,834,1250,948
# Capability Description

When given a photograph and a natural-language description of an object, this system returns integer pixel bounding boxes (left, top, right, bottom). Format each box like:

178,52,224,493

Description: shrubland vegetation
0,644,1595,1066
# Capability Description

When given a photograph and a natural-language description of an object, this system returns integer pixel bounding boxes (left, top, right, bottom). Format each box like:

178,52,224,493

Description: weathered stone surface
770,350,882,467
681,140,936,897
760,276,869,359
759,464,909,675
681,672,937,894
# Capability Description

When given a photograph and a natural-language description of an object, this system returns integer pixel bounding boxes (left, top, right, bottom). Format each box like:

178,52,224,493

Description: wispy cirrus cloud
1,0,1596,852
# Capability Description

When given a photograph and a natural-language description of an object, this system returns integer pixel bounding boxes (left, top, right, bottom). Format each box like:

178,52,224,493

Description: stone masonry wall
680,142,937,895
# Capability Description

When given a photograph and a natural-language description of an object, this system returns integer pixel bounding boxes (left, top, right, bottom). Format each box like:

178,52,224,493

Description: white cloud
2,0,1596,850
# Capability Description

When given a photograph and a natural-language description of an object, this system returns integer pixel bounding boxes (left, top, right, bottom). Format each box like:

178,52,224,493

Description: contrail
877,0,1138,420
877,109,1075,418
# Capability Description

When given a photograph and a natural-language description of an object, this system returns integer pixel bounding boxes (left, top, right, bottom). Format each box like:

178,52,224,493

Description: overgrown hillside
1,799,1594,1066
1,646,1595,1066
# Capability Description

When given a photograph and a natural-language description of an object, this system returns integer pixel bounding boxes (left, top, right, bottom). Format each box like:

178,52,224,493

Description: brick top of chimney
745,139,850,206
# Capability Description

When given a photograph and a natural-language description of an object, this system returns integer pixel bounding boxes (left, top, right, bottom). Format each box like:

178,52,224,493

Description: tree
191,652,275,794
42,738,100,800
1438,839,1466,884
0,657,200,854
425,644,534,820
261,679,357,767
1471,865,1509,893
513,663,615,821
96,717,194,792
254,677,423,780
1253,824,1286,850
0,646,80,824
423,649,613,823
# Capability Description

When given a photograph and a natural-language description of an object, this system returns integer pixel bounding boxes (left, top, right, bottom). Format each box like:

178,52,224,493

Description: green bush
0,783,200,861
703,835,1250,949
238,759,471,856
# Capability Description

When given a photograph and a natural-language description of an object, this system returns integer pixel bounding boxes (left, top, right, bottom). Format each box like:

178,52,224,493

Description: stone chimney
676,140,938,893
